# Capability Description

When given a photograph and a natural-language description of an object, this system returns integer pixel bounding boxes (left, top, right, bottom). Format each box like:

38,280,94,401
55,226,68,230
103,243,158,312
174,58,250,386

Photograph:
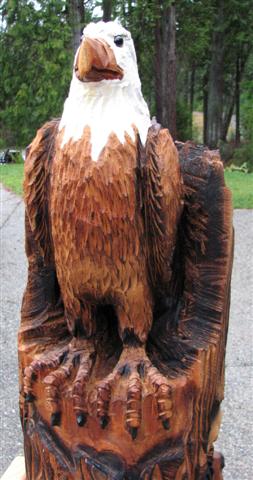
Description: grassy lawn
0,163,24,196
224,171,253,209
0,163,252,208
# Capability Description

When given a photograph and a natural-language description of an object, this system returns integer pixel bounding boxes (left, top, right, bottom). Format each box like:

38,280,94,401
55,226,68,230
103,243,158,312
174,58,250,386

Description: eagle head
59,21,151,160
74,21,141,89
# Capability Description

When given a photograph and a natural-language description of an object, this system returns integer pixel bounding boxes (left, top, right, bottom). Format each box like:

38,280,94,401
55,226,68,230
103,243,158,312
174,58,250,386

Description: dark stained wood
19,118,233,478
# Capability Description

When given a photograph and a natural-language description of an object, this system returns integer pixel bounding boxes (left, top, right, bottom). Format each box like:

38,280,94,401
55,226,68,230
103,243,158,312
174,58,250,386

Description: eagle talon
100,415,109,429
76,412,87,427
129,426,138,440
162,419,170,430
51,411,61,426
23,345,69,405
95,347,173,433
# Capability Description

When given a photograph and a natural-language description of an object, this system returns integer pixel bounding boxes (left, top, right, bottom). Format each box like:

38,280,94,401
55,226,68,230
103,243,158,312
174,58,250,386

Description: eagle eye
114,35,124,47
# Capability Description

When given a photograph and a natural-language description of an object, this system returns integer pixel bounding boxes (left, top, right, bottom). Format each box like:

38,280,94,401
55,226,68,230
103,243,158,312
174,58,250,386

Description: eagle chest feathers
51,129,146,301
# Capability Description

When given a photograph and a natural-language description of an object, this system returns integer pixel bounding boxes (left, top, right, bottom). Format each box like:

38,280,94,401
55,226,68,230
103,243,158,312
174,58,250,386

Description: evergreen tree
0,0,72,146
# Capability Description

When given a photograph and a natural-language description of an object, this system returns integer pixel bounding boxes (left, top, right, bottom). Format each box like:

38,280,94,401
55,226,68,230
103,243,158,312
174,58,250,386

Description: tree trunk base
19,336,226,480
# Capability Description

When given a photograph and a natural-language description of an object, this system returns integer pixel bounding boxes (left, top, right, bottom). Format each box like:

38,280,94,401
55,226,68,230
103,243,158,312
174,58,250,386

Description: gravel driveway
0,184,252,479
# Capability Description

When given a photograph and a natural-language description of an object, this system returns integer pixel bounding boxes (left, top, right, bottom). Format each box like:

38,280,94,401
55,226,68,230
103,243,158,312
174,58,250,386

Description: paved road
0,186,25,475
0,184,252,478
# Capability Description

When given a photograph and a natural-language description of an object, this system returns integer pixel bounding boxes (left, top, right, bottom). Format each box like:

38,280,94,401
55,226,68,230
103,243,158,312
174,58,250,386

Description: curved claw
145,365,173,427
129,426,138,440
76,412,87,427
126,373,142,438
156,384,173,427
44,357,74,424
100,415,109,429
96,374,115,428
162,419,170,430
51,411,61,426
23,347,68,402
72,351,95,418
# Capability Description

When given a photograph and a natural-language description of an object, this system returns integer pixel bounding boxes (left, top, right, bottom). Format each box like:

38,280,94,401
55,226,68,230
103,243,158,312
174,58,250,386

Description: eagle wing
144,137,233,408
171,141,233,352
140,135,233,477
24,118,60,266
138,123,183,295
21,118,65,335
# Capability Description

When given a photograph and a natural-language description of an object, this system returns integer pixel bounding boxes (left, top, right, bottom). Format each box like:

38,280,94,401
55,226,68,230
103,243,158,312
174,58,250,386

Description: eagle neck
59,78,151,161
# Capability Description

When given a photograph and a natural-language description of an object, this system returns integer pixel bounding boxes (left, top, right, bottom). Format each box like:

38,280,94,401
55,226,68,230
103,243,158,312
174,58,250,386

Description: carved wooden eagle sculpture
20,20,233,480
23,20,182,433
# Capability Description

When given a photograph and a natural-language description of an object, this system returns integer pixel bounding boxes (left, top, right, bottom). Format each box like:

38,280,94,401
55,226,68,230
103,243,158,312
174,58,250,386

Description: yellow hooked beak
75,37,124,82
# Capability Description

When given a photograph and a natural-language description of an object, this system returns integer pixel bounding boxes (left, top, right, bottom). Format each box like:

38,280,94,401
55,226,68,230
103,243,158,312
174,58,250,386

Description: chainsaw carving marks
22,410,185,480
22,120,182,436
19,121,233,479
21,409,224,479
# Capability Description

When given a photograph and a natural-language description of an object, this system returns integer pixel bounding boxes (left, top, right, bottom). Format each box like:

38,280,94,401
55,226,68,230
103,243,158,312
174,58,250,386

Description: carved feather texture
48,128,155,342
24,118,60,265
19,19,232,479
149,142,233,378
20,119,232,480
139,123,183,294
176,143,233,335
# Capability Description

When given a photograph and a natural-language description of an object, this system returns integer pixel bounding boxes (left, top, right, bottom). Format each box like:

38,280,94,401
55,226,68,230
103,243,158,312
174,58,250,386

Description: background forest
0,0,253,171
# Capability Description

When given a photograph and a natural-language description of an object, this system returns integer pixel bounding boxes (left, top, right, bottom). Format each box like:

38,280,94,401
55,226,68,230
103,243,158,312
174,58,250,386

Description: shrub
176,100,192,142
232,142,253,172
219,141,235,165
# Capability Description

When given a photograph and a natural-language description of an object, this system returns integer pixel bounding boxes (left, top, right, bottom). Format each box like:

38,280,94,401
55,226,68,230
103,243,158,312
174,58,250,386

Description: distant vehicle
0,149,24,164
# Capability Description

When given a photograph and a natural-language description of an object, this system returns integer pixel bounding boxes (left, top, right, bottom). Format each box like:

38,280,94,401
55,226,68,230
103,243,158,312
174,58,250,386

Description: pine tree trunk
221,48,250,143
103,0,112,22
155,1,177,138
220,95,235,142
205,0,225,148
67,0,85,55
190,65,195,114
203,71,208,144
235,54,241,146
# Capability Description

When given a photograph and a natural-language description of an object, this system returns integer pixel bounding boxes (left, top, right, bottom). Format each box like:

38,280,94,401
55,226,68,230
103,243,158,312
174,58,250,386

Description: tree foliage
0,0,72,145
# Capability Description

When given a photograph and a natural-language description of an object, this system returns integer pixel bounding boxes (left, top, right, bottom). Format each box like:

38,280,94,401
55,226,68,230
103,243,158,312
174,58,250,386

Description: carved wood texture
19,121,233,479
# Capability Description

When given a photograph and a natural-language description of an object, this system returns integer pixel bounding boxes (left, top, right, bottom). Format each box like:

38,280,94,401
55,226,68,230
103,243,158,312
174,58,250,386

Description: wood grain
19,122,233,479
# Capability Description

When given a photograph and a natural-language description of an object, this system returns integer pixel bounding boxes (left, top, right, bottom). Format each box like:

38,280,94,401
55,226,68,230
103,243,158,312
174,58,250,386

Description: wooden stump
19,139,233,479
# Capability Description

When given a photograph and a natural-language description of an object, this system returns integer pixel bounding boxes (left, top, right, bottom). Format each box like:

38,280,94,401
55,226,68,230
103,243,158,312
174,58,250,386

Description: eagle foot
96,346,173,439
43,338,96,427
24,339,96,427
23,346,69,403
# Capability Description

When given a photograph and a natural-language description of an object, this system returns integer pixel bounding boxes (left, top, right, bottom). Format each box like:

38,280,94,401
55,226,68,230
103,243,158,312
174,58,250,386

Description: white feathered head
74,21,141,89
60,21,151,160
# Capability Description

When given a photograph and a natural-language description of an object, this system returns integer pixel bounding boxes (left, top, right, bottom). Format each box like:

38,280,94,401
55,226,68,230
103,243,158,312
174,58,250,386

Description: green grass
0,163,24,196
0,163,252,208
224,171,253,209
